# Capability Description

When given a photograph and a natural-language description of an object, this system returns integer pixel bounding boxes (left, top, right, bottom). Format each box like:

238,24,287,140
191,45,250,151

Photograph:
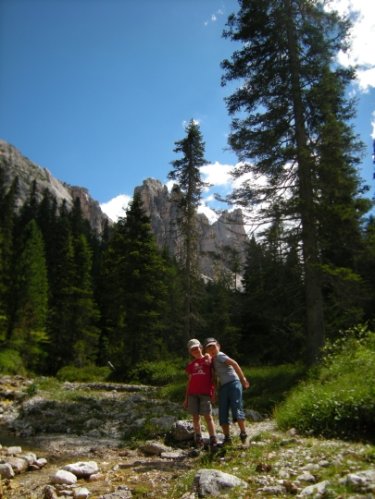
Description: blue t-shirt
213,351,239,386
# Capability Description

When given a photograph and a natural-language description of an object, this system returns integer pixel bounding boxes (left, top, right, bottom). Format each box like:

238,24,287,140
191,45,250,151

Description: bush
129,359,185,386
0,348,27,375
56,364,111,382
275,325,375,442
243,363,307,415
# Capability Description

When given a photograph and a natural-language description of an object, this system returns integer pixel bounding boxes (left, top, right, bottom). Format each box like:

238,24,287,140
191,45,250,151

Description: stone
6,456,29,474
344,469,375,493
0,462,15,479
194,468,248,496
297,479,330,497
63,460,99,478
73,487,90,498
50,469,78,485
169,420,194,442
140,440,173,456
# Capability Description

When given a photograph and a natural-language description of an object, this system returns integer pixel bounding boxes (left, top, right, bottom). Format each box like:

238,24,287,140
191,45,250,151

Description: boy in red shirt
184,338,218,451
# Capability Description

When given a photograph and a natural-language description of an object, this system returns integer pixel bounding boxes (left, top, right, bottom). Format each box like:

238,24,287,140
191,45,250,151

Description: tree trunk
285,0,325,363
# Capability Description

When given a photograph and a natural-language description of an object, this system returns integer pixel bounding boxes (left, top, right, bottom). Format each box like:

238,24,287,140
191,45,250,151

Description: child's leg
204,414,216,437
192,413,201,435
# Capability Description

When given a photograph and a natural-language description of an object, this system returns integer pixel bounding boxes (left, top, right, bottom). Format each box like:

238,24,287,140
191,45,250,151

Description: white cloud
100,194,131,222
328,0,375,90
372,112,375,139
200,161,232,186
198,202,219,223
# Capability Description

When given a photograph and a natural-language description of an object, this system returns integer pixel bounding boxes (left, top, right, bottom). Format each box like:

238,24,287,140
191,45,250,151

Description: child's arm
183,374,191,408
225,358,250,389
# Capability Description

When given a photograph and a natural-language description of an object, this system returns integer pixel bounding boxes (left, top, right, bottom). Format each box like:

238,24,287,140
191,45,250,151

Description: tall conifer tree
221,0,370,362
102,193,169,376
13,220,49,370
168,119,208,339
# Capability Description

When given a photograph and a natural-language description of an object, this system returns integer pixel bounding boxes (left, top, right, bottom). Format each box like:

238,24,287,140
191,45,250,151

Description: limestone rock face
0,140,109,234
0,141,248,279
135,178,248,280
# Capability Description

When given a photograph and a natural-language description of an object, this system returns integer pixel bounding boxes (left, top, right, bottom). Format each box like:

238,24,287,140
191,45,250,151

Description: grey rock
50,469,78,485
135,178,248,281
194,468,248,496
100,485,133,498
6,456,29,474
344,469,375,493
0,462,15,479
73,487,90,498
140,441,173,456
297,479,330,497
63,460,99,478
170,420,194,442
0,140,109,234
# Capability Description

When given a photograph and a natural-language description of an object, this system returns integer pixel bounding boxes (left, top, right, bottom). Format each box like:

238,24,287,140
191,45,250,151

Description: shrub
243,363,306,414
0,348,27,375
275,325,375,442
129,359,185,386
56,364,111,382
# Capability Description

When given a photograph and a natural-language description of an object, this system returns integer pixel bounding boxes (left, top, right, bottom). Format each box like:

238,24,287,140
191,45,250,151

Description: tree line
1,0,375,377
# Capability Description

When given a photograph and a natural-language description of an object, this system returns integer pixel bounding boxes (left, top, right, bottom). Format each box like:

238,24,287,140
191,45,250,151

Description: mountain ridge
0,139,248,280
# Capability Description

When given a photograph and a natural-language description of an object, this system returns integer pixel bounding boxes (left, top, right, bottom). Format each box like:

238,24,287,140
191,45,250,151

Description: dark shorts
187,394,212,415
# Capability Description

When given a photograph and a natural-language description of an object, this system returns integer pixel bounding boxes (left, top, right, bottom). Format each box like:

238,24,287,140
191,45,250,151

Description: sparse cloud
204,8,224,26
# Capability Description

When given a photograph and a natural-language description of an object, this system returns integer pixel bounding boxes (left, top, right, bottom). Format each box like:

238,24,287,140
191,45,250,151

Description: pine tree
221,0,370,363
102,193,169,377
12,220,49,370
47,202,100,371
168,119,209,338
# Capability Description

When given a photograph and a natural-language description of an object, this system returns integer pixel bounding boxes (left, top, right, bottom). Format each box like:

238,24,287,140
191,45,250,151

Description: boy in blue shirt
203,337,250,444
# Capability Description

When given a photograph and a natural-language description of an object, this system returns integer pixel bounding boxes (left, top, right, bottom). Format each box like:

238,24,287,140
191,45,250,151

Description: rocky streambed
0,376,374,498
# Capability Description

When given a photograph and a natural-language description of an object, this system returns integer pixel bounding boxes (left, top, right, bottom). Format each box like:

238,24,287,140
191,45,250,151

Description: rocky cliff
0,140,248,280
0,140,109,234
135,178,248,281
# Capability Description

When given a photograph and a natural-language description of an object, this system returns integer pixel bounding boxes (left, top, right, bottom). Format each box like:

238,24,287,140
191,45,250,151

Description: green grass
275,325,375,442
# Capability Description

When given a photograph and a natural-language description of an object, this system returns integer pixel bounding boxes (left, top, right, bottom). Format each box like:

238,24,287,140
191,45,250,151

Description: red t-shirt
186,356,214,396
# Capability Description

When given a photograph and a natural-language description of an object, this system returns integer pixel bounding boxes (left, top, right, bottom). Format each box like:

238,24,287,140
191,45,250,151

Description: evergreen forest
1,0,375,381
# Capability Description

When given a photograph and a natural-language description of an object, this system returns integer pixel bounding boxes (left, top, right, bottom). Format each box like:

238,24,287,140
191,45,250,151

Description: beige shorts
187,394,212,415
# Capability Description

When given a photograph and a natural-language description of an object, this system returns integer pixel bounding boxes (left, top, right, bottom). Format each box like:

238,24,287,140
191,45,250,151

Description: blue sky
0,0,374,223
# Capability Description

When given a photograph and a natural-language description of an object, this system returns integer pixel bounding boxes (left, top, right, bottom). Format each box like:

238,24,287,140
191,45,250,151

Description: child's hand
183,398,188,408
241,377,250,389
204,352,211,363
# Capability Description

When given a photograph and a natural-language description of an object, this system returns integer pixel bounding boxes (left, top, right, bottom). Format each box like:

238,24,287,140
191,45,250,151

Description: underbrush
56,364,111,382
242,363,306,414
275,324,375,442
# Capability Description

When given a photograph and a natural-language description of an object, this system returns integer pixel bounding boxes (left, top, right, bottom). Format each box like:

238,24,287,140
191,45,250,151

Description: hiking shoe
209,436,218,452
194,434,204,448
239,431,248,443
222,435,232,446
